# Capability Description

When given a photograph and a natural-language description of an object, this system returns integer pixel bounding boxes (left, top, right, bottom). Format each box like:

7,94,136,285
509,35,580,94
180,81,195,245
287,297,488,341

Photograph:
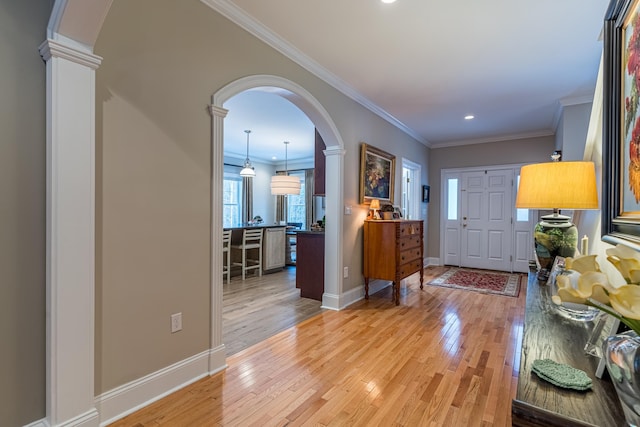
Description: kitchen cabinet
314,128,325,196
263,227,286,272
226,225,286,274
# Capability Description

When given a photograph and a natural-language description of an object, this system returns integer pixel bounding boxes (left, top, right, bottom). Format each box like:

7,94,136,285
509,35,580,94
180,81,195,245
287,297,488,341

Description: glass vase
604,330,640,426
550,270,602,322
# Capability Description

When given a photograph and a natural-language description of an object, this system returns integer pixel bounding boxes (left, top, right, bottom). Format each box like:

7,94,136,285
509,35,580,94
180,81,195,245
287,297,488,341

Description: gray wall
427,136,555,258
94,0,427,394
556,102,592,161
0,0,51,425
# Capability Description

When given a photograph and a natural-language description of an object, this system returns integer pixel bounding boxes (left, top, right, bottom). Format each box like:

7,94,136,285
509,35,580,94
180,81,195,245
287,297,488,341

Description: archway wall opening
212,75,345,312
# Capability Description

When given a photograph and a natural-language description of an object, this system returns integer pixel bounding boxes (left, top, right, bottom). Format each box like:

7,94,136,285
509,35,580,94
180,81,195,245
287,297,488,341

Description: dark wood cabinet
363,220,424,305
313,128,325,196
295,231,324,301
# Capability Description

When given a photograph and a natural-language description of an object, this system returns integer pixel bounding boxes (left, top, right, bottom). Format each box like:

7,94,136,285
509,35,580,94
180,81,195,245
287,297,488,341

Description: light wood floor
111,266,526,426
223,266,325,356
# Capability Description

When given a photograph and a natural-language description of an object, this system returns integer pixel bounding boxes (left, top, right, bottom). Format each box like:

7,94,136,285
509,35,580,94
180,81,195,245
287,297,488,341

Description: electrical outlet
171,312,182,333
343,266,349,278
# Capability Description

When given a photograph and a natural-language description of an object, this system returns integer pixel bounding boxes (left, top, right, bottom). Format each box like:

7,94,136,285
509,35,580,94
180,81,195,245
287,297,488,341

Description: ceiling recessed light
381,0,397,3
464,115,475,120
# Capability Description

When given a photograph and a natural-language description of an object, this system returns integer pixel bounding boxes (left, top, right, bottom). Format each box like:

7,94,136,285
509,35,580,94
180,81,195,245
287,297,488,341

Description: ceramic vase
533,219,577,275
604,330,640,426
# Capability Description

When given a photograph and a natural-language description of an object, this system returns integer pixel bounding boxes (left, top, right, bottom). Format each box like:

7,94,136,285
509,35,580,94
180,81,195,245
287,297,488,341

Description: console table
511,273,625,426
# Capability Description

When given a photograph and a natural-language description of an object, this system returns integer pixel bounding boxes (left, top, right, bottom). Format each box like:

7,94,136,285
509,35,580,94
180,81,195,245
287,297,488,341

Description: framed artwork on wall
603,0,640,249
360,143,395,204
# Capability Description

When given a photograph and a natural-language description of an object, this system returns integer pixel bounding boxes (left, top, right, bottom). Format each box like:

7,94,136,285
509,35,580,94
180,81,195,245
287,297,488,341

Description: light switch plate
171,312,182,333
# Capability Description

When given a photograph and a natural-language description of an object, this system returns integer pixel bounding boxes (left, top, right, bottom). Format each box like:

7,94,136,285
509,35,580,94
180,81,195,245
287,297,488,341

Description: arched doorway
209,75,345,365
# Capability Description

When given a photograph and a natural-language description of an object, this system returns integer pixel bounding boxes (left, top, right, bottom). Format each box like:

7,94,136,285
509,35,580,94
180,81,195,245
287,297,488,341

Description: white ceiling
224,90,315,164
218,0,610,163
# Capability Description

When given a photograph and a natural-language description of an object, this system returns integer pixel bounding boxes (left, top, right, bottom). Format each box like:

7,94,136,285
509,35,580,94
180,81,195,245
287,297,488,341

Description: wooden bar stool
231,228,263,280
222,229,232,284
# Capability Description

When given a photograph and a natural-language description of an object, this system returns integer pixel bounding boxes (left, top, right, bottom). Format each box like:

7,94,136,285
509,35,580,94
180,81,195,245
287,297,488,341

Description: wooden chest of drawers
363,219,424,305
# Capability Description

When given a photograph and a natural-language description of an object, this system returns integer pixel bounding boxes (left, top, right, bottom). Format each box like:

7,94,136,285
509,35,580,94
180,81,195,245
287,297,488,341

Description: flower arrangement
552,244,640,335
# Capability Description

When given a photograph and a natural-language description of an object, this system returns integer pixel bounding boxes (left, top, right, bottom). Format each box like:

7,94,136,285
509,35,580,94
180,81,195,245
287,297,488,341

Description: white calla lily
606,244,640,283
554,271,611,305
552,244,640,335
609,285,640,320
564,255,600,274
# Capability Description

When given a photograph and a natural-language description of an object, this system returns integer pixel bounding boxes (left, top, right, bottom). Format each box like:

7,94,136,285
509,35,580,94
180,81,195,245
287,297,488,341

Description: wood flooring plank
109,266,526,426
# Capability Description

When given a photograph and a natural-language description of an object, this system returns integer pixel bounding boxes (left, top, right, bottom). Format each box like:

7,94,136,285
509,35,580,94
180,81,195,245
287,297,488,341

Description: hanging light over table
240,129,256,177
271,141,301,195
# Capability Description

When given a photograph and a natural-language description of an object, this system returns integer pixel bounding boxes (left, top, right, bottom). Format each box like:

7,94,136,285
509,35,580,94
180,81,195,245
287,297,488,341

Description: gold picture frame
360,143,395,204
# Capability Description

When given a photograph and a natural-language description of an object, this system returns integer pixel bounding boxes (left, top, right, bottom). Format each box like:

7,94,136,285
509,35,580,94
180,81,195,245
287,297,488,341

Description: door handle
463,223,467,227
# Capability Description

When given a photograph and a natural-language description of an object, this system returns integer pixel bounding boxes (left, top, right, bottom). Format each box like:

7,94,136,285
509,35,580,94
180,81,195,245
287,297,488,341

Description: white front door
460,169,513,271
441,166,532,273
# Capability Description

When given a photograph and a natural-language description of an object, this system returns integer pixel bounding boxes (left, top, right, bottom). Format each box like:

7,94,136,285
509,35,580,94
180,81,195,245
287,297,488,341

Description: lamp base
533,213,578,282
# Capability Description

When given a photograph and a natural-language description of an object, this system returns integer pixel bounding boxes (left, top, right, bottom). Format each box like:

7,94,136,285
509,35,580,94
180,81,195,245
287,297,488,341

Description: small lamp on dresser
369,199,380,220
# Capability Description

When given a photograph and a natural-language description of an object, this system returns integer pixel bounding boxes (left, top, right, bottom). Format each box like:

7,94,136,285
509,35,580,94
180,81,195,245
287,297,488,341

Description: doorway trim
210,75,345,368
401,158,422,220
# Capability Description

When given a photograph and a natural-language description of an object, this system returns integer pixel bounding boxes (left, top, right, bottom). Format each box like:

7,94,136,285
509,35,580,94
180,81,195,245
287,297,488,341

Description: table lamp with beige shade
515,160,599,281
368,199,381,220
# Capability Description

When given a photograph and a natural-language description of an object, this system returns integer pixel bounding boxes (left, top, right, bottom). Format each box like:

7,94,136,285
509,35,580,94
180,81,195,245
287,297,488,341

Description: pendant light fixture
271,141,301,195
239,129,256,177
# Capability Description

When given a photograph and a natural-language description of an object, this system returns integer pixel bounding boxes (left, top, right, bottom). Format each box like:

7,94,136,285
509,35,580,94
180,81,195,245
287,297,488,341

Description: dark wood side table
511,273,625,426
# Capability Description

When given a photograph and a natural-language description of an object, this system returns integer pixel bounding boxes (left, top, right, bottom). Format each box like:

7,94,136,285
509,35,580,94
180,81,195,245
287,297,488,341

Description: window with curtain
287,170,306,229
223,173,242,227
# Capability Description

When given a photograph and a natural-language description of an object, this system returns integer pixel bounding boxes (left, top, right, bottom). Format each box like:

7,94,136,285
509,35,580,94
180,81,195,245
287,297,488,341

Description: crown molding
550,94,595,132
559,94,594,107
429,129,555,149
200,0,428,146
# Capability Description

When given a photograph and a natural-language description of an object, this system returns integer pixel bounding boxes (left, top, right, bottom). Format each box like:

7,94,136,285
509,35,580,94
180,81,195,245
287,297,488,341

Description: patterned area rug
427,268,522,297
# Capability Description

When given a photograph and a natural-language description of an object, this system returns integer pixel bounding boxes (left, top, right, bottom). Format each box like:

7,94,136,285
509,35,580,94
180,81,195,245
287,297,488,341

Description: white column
322,146,345,310
39,39,101,427
208,105,228,373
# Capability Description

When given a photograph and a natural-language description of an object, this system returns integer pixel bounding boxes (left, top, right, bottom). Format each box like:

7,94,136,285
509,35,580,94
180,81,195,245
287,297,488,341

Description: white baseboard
60,410,99,427
23,419,49,427
426,257,440,266
95,348,222,426
339,286,365,308
338,280,394,309
366,279,393,297
24,408,99,427
208,344,228,376
321,292,340,310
